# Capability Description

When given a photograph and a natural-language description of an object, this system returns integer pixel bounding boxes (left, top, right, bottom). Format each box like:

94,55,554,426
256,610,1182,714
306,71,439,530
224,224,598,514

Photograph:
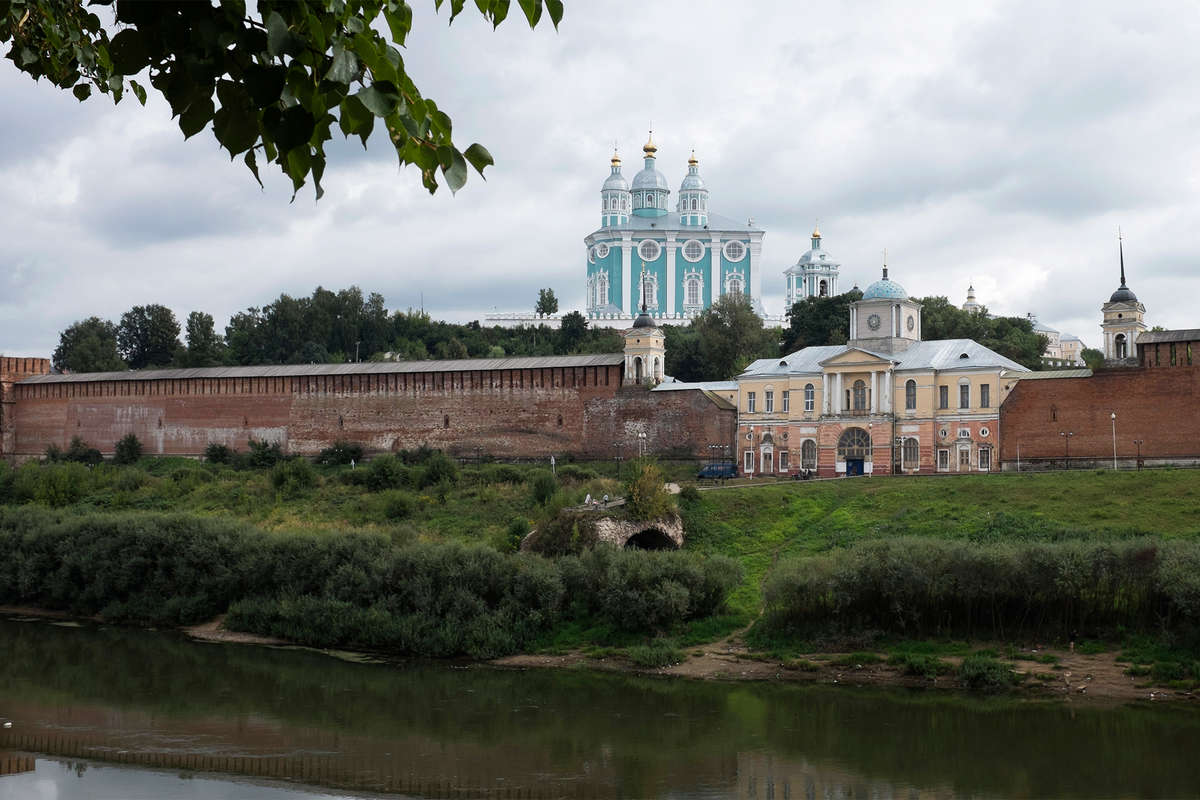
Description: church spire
1118,227,1127,288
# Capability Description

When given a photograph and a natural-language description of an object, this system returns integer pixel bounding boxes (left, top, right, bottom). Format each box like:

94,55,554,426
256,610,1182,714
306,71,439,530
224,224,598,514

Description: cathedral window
595,273,609,307
587,246,595,263
905,379,916,410
691,197,698,211
723,240,746,262
726,274,744,296
638,239,661,261
682,239,704,262
595,243,609,258
804,383,814,412
685,277,701,307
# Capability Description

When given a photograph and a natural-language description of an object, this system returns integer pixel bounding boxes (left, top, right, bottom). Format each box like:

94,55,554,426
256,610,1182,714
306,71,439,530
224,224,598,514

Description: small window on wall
765,391,774,413
979,447,992,471
804,383,814,412
980,384,990,408
744,450,753,472
905,379,916,410
959,382,970,409
939,385,949,409
782,391,790,412
747,392,756,413
902,437,919,469
801,439,817,469
937,449,950,471
779,451,789,471
723,240,746,261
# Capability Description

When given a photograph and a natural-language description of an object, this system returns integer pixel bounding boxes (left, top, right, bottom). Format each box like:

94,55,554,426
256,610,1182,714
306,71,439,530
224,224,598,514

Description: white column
871,371,878,414
822,377,830,415
884,369,893,413
749,234,763,305
621,235,633,316
709,236,722,305
834,373,843,415
666,234,677,317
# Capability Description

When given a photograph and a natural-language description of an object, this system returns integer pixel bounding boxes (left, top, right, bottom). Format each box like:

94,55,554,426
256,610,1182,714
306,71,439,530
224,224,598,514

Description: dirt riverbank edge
2,606,1192,705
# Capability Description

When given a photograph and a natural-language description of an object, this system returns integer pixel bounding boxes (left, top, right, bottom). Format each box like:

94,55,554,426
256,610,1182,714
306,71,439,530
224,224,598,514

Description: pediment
819,347,895,367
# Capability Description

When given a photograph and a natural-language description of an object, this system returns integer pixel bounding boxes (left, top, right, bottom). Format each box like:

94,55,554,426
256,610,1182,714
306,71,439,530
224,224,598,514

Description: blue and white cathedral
583,133,766,325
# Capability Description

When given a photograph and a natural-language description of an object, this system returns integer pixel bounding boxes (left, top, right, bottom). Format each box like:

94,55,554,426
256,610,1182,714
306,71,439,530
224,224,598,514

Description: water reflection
0,617,1197,799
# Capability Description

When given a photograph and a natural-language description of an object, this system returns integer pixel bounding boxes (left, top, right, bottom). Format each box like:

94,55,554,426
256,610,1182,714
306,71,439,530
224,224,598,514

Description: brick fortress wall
999,366,1200,465
1,357,52,459
8,363,736,461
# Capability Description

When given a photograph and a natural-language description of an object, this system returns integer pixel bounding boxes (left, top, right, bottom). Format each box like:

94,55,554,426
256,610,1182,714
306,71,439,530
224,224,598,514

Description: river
0,616,1197,799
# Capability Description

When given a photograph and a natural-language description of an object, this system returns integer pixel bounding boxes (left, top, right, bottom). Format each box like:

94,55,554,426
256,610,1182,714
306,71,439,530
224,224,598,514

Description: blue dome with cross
862,267,908,300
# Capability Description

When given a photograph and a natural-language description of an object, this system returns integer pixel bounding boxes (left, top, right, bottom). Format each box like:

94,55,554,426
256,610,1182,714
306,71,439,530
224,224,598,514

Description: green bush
113,434,143,465
888,652,952,679
419,451,459,488
529,471,558,506
758,537,1200,641
364,456,413,491
480,464,527,485
14,463,92,507
204,443,234,464
624,461,675,519
317,440,365,465
678,483,701,503
524,512,598,556
271,458,318,497
247,439,284,468
115,468,150,492
557,465,599,483
958,655,1019,692
46,436,102,465
380,490,415,520
626,639,685,668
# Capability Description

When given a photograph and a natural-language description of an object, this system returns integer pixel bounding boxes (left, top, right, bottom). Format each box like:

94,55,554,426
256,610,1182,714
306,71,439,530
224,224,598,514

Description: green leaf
382,4,413,46
264,105,316,153
517,0,541,26
463,142,493,175
338,95,375,147
488,0,510,27
324,45,359,84
243,65,287,108
108,28,149,74
129,79,147,106
286,146,311,197
266,11,298,58
244,149,263,188
178,95,215,138
443,147,468,194
72,83,92,102
545,0,563,27
354,82,400,116
213,105,259,157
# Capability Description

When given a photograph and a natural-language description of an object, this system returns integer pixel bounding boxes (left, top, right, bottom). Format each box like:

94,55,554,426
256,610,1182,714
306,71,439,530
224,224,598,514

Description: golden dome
812,223,821,239
642,130,657,158
611,148,621,166
688,149,698,166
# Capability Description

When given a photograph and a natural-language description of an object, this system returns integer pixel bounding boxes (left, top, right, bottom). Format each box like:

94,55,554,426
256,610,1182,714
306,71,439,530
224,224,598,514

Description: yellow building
736,267,1028,477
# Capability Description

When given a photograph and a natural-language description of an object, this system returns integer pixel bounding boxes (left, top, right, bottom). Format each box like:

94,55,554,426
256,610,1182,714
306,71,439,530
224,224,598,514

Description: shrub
678,483,701,503
379,490,415,520
35,463,92,506
504,517,529,552
888,652,953,679
318,440,364,466
271,458,318,497
958,655,1019,692
204,443,235,464
115,468,149,492
624,461,675,519
626,639,686,668
365,456,413,491
529,471,558,506
46,436,103,465
524,512,599,556
247,439,284,468
481,464,526,485
419,451,459,488
557,465,599,483
113,434,143,466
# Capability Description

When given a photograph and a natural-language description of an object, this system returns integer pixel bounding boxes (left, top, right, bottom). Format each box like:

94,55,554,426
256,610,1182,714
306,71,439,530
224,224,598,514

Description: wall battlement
1,357,52,458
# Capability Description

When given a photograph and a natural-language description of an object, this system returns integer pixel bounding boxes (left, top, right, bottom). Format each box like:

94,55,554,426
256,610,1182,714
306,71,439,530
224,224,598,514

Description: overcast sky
3,1,1198,358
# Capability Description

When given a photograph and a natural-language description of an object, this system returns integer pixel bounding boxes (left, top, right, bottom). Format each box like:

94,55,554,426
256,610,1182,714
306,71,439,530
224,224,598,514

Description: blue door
846,458,864,476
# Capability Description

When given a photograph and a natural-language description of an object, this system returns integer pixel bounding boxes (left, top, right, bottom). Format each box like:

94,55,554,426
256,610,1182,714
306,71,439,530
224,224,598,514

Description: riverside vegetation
2,443,1199,689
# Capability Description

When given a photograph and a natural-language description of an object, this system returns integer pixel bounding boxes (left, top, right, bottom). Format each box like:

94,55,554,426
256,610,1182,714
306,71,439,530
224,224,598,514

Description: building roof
861,276,908,300
19,353,626,385
738,338,1029,378
1009,368,1093,380
1137,329,1200,344
590,210,761,234
652,379,739,392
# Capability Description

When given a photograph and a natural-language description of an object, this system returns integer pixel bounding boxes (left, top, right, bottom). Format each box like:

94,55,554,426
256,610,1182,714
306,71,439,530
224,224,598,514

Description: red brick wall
1,357,51,458
999,366,1200,463
7,364,734,461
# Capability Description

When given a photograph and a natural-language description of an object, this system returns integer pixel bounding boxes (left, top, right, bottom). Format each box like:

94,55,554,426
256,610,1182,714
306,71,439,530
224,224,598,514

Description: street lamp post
1134,439,1144,471
1111,412,1117,471
867,422,873,478
1059,431,1074,466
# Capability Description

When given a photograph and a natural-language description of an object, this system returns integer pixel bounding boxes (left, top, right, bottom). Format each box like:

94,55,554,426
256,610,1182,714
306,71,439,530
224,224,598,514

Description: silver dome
602,171,629,192
632,164,669,191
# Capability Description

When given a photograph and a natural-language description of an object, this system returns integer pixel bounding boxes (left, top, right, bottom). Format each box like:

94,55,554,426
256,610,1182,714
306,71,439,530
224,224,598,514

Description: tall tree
1,1,563,198
182,311,226,367
914,296,1047,370
558,310,588,353
782,289,863,352
53,317,126,373
690,295,780,381
117,304,181,369
535,288,558,316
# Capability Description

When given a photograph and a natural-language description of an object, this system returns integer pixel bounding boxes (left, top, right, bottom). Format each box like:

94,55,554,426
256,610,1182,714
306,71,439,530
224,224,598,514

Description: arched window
653,356,661,380
905,379,916,410
837,428,871,460
691,197,698,211
726,275,744,296
801,439,817,469
1115,333,1127,359
634,357,643,383
902,437,919,469
595,273,609,307
819,279,828,297
804,383,815,412
852,380,867,411
685,277,701,307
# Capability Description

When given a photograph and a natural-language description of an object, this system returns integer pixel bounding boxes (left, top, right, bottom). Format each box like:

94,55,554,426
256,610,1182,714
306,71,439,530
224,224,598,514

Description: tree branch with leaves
1,0,562,198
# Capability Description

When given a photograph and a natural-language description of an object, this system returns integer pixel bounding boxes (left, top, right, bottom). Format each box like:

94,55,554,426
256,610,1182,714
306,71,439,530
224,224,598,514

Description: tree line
50,287,1047,379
